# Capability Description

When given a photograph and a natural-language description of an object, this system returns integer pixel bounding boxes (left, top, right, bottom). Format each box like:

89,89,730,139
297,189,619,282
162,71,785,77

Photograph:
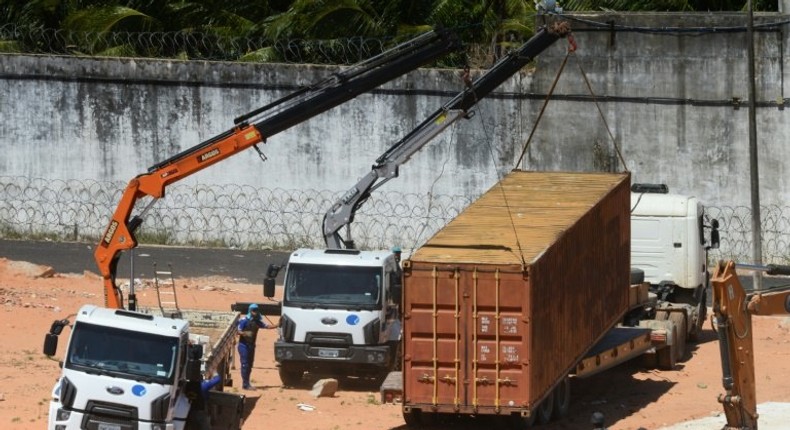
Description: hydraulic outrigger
95,29,460,310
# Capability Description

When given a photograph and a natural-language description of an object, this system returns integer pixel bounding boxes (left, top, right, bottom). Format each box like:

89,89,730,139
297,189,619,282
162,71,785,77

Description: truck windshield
65,321,179,385
285,263,381,310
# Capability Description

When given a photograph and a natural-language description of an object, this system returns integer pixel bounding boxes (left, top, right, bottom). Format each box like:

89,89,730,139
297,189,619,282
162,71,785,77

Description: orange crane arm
711,260,790,430
95,125,263,309
92,30,460,309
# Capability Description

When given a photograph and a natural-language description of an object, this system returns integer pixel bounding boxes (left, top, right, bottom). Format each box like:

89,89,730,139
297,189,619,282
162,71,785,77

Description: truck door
207,391,245,430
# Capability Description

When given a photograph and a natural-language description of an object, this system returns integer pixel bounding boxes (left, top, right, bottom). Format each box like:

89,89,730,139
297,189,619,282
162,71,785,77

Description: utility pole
747,0,763,290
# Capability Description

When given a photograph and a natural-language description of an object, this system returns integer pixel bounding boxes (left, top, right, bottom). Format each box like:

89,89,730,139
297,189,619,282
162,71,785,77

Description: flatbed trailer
383,323,662,402
139,307,241,385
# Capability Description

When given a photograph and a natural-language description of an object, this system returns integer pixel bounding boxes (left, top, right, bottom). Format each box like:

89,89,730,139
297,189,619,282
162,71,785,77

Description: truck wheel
402,409,422,427
553,376,571,418
656,323,678,370
688,288,707,342
403,409,435,428
536,390,555,424
508,411,536,429
278,364,303,387
669,312,687,362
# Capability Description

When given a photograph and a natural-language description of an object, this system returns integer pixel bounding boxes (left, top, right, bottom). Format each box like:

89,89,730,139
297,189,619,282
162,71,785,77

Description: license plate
98,423,121,430
318,348,339,358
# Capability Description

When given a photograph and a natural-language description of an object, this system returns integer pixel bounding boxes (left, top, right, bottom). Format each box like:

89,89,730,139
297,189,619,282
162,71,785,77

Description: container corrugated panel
402,170,631,417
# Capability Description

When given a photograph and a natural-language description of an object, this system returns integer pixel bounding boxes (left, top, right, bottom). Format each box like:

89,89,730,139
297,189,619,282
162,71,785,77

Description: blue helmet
392,246,402,253
247,303,261,320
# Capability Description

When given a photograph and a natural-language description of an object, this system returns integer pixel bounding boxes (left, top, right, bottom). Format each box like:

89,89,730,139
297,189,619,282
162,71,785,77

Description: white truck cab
44,304,244,430
46,305,193,430
629,183,719,344
266,248,402,386
631,188,709,290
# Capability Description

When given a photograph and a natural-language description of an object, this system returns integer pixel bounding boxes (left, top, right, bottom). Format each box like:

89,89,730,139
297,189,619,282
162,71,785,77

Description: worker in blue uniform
237,303,274,390
186,369,222,430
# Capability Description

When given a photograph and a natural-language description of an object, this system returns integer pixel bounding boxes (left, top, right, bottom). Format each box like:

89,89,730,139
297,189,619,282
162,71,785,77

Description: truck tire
278,364,303,387
669,312,687,362
553,376,571,418
656,323,678,370
536,390,555,424
402,409,422,428
403,409,435,428
688,288,707,342
508,411,536,429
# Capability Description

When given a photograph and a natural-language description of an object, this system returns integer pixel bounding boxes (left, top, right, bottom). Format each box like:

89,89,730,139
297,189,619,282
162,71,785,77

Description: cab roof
289,248,393,267
75,304,186,337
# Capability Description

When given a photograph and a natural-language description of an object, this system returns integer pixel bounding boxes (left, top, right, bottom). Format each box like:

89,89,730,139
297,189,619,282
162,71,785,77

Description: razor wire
0,24,411,65
0,24,507,68
1,176,788,264
0,24,432,67
0,176,473,251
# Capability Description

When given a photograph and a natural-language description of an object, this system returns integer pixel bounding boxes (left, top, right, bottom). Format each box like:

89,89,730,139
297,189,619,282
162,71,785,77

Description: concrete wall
0,52,522,200
1,12,788,214
528,12,789,207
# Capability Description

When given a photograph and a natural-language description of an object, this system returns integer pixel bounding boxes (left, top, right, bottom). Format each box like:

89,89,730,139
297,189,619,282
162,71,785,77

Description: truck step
573,327,653,379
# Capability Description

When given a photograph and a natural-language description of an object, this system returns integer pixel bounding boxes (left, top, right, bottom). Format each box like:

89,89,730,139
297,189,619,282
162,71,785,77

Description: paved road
0,239,291,284
3,239,788,292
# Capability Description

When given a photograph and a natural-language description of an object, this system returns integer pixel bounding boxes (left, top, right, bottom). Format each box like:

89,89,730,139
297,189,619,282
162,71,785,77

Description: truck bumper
274,340,391,369
49,404,179,430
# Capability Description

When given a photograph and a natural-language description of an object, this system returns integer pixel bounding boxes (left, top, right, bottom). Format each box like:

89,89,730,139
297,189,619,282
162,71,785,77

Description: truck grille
81,400,138,430
305,332,352,346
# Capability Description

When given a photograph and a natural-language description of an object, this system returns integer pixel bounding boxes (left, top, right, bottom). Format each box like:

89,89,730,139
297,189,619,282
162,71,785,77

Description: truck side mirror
43,334,58,356
266,264,281,279
709,219,720,250
185,344,203,382
263,278,276,298
43,318,70,356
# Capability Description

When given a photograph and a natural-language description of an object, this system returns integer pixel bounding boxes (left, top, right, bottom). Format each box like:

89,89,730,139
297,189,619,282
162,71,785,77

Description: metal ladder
154,263,182,319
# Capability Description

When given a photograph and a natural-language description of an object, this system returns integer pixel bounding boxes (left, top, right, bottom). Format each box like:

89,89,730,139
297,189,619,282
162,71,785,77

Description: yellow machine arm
710,260,790,430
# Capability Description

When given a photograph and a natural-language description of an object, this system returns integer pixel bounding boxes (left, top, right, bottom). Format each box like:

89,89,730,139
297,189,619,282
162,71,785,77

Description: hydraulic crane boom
95,29,460,310
711,260,790,429
322,21,571,249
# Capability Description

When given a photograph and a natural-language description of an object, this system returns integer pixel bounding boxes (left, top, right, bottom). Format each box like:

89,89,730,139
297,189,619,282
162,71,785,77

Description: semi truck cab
631,186,709,290
630,183,719,344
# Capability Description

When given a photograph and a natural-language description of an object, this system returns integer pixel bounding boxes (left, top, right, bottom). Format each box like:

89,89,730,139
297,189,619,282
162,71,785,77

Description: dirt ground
1,257,789,430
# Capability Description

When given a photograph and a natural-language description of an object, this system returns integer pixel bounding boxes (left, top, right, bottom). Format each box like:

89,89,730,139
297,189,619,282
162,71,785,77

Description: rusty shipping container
401,170,631,419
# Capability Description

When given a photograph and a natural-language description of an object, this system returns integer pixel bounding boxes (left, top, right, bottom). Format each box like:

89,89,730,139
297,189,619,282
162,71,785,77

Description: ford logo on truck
106,386,124,395
321,317,338,325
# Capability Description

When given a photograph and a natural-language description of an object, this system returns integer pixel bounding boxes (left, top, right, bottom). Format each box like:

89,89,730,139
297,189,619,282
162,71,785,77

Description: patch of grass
135,229,174,245
366,394,380,405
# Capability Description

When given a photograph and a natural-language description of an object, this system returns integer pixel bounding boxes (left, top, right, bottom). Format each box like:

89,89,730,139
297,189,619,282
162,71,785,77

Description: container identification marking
502,316,519,334
501,345,520,363
479,345,490,362
480,316,491,333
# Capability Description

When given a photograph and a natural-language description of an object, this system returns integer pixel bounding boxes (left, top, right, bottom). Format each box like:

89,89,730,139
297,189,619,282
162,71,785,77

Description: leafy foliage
0,0,780,62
